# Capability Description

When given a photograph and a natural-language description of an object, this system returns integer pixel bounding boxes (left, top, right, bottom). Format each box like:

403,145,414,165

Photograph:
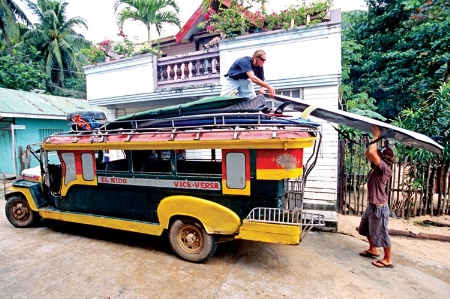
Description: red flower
205,13,210,21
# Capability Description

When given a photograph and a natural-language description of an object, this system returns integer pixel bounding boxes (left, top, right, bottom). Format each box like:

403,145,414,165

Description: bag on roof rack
67,111,107,131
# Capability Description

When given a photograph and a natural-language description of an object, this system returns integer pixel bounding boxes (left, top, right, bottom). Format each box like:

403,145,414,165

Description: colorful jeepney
4,96,325,262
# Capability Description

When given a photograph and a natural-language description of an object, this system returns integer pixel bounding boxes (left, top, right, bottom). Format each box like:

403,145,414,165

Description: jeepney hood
21,166,42,182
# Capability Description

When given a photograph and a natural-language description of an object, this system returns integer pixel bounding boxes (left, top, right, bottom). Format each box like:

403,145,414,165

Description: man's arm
366,125,381,166
246,70,276,98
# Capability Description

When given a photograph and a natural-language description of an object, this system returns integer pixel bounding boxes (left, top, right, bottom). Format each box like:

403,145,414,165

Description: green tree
0,0,32,54
0,48,48,91
394,82,450,162
342,0,450,118
341,2,450,215
51,77,86,98
392,82,450,215
339,11,386,140
22,0,90,87
114,0,181,43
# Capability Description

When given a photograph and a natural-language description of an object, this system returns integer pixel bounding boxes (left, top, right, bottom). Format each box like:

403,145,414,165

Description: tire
168,219,218,263
5,195,39,228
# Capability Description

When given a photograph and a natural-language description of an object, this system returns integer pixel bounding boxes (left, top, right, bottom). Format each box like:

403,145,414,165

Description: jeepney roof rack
65,112,321,137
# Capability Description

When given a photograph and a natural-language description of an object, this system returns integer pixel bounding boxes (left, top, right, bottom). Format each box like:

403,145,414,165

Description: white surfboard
273,95,443,155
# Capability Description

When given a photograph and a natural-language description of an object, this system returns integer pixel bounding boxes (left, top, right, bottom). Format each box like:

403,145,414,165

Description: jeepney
4,96,325,263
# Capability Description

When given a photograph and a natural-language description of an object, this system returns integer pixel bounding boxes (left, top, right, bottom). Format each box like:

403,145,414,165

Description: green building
0,88,97,176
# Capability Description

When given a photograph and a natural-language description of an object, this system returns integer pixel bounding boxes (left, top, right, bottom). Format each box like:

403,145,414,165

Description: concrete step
304,209,338,233
303,199,336,211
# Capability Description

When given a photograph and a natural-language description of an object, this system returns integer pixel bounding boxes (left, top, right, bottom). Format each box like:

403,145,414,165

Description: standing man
358,125,395,268
221,49,276,99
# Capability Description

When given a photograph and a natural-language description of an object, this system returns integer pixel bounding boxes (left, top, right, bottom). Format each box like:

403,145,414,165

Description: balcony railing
154,47,221,91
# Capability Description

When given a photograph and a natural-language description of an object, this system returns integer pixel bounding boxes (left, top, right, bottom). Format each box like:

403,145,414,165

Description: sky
18,0,367,44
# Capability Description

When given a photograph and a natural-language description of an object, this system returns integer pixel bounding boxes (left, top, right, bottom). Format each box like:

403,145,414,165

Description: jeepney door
57,150,98,196
222,149,250,196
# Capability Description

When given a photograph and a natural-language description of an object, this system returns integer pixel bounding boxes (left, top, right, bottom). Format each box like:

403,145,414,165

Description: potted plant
249,9,265,32
198,5,252,38
263,11,282,31
198,0,332,38
263,0,332,30
204,36,222,49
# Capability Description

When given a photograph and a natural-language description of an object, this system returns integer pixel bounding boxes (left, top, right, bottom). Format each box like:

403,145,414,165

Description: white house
83,8,342,229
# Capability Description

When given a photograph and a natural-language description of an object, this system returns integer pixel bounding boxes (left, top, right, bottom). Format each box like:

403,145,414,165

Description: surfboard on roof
105,95,320,130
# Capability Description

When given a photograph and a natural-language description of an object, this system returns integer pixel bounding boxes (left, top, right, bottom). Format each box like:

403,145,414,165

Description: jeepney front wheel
5,195,40,228
169,219,218,263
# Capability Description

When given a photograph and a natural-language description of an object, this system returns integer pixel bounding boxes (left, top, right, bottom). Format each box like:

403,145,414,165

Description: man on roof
221,49,276,99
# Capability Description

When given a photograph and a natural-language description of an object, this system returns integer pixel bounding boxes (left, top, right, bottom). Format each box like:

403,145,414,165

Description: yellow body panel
157,196,241,234
236,221,301,245
60,174,97,197
7,187,38,211
256,168,303,180
221,179,251,196
39,209,164,236
42,138,316,151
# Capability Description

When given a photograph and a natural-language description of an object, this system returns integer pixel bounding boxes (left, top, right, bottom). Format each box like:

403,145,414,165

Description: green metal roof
0,87,93,120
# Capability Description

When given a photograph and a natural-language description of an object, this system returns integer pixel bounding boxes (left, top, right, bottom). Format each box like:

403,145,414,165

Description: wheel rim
10,202,31,222
176,224,204,254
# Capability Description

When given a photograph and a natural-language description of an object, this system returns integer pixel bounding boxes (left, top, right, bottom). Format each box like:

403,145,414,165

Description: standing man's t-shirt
225,56,265,81
367,160,392,205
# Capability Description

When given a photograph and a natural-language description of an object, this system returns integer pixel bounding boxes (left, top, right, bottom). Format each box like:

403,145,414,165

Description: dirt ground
1,183,450,298
337,213,450,266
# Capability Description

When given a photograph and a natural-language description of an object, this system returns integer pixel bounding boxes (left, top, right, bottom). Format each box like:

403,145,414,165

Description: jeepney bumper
235,208,325,244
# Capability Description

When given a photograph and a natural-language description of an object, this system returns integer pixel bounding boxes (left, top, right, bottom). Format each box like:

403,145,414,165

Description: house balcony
154,47,221,92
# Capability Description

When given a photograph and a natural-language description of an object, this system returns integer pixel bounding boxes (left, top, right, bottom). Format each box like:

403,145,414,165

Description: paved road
1,192,449,299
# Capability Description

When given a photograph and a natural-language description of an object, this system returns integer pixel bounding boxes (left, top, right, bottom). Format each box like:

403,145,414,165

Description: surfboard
273,94,443,155
111,113,320,129
105,95,267,130
105,95,321,130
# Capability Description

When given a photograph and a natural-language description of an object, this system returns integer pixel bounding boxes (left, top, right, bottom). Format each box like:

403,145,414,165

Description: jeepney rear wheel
169,219,218,263
5,195,39,228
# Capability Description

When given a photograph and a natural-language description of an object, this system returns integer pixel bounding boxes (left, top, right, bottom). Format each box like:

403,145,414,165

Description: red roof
175,0,232,44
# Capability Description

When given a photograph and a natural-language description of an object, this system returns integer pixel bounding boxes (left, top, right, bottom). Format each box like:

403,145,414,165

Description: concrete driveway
0,193,449,299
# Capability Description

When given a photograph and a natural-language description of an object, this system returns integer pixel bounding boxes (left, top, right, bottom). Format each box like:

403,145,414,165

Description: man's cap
378,146,395,163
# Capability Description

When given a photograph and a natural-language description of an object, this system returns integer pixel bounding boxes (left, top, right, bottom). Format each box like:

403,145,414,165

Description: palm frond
5,0,33,26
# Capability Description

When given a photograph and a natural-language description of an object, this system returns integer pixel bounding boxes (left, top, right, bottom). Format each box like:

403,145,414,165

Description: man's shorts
359,204,391,248
220,77,256,98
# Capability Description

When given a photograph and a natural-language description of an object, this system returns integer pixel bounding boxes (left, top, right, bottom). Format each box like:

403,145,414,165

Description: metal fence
338,139,450,218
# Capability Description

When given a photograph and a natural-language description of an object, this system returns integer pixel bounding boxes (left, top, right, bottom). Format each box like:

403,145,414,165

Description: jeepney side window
177,149,222,175
61,152,76,185
104,149,128,172
131,150,171,173
81,153,95,181
225,152,246,189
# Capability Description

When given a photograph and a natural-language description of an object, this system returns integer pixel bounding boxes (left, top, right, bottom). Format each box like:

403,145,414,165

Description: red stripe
256,149,303,170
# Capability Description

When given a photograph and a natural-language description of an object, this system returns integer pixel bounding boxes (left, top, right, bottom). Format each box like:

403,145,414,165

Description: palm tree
23,0,90,87
0,0,32,54
114,0,181,43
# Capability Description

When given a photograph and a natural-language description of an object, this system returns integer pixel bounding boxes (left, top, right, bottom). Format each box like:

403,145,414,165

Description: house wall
84,54,155,103
301,86,339,202
0,118,68,175
219,25,341,86
0,128,12,175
